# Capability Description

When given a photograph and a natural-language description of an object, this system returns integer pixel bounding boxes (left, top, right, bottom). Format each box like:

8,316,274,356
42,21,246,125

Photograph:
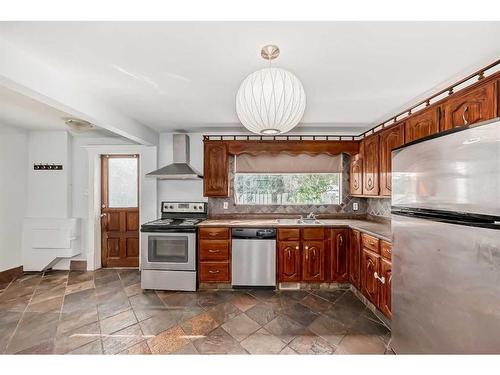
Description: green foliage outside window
234,173,341,205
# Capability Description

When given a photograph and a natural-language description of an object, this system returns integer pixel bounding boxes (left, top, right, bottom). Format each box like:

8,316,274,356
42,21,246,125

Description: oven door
141,232,196,271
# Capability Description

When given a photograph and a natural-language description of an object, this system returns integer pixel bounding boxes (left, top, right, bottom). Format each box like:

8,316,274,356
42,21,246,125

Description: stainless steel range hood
147,134,203,180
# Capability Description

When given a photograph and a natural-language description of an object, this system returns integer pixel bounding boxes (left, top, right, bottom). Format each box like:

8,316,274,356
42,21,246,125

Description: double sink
276,218,323,225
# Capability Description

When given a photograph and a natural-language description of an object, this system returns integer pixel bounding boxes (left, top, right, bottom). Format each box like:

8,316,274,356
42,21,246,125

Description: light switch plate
223,201,229,209
353,202,359,211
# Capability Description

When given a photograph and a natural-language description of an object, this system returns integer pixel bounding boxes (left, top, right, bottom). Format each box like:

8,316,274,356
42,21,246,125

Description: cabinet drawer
278,228,300,241
302,228,325,240
199,262,229,282
199,227,230,240
199,240,230,261
361,233,379,253
380,240,392,260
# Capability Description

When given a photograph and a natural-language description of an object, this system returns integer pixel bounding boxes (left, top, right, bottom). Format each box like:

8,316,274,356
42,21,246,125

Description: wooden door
361,134,379,196
278,241,301,282
349,154,363,195
348,229,361,289
203,141,229,197
443,80,497,130
101,155,139,268
379,258,392,319
379,124,404,196
361,248,380,305
331,229,349,282
302,241,325,282
405,105,441,143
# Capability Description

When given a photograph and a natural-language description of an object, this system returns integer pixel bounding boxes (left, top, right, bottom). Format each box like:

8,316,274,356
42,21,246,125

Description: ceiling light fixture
236,45,306,135
64,118,95,132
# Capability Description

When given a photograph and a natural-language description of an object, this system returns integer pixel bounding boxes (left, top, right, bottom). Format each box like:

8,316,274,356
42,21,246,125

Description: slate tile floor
0,269,391,354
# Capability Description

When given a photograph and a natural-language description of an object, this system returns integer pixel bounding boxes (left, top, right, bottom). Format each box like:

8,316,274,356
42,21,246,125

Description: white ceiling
0,85,121,137
1,22,500,135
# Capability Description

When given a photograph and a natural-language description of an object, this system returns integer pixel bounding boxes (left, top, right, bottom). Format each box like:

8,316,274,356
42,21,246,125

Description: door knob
100,213,107,218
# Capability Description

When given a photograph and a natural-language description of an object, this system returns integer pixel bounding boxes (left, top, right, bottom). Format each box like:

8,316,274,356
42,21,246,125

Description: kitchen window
234,153,342,205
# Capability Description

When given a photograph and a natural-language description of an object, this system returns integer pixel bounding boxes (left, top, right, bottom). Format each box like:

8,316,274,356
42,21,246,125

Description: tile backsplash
208,154,368,218
366,197,392,219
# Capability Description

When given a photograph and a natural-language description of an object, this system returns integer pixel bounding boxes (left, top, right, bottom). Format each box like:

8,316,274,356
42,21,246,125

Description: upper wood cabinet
404,105,441,143
349,154,363,196
362,134,379,196
442,80,498,130
203,142,229,197
379,123,404,196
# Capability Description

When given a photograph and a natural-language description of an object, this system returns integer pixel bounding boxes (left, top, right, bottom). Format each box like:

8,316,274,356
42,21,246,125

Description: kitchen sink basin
277,218,323,225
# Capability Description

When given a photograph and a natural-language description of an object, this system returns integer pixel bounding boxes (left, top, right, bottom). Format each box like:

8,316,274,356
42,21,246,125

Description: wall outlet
353,202,359,211
223,201,229,210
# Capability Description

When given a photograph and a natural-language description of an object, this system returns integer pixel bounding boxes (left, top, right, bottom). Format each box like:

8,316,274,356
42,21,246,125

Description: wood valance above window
235,153,343,173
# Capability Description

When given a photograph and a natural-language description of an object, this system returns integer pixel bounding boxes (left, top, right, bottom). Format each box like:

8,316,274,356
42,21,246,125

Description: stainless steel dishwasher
231,228,276,287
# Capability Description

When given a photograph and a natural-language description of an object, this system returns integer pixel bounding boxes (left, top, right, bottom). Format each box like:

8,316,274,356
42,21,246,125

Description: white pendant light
236,45,306,135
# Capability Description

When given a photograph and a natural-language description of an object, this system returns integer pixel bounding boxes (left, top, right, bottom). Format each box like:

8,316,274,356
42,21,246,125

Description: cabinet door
203,142,229,197
278,241,301,282
379,124,404,196
379,258,392,319
331,229,349,282
349,154,363,195
404,106,441,143
362,134,379,196
443,80,497,130
348,229,361,289
302,241,325,282
361,248,380,306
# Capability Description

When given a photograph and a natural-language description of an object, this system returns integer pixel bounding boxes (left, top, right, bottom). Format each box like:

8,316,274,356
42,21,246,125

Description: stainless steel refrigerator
391,118,500,354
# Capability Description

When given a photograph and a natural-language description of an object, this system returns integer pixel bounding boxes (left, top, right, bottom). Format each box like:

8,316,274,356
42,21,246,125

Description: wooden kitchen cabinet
277,228,325,283
379,257,392,319
442,80,498,130
349,154,363,196
348,229,361,289
379,123,404,196
404,105,441,143
203,141,229,197
361,247,380,306
329,229,349,283
198,227,231,283
302,241,325,282
361,134,379,196
278,241,301,282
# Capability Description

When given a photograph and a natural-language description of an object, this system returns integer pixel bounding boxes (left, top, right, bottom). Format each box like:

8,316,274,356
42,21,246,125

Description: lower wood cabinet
361,247,380,306
277,228,325,283
302,241,325,282
329,229,348,282
198,227,231,283
379,257,392,319
278,241,301,282
348,229,361,289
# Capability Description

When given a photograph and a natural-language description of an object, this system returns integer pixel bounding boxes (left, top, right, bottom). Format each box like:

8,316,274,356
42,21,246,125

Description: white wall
0,123,28,271
157,133,205,203
26,131,72,218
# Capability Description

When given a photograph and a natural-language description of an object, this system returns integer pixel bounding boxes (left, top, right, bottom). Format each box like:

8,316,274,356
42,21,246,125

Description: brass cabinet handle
339,235,343,246
208,270,220,274
287,249,291,259
305,246,309,250
295,246,299,250
208,249,220,253
462,105,469,125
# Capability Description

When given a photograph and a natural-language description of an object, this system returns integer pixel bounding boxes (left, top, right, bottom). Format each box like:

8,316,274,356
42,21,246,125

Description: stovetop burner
140,201,207,233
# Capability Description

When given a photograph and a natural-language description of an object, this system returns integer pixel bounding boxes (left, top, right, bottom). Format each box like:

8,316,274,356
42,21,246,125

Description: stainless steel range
140,201,207,291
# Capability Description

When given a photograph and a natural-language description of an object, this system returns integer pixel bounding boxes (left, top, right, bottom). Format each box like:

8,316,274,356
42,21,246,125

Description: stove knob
169,205,174,209
193,206,198,210
199,205,204,210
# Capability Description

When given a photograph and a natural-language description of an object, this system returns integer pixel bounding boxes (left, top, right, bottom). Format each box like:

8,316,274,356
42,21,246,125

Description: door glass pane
148,236,189,263
108,157,138,208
